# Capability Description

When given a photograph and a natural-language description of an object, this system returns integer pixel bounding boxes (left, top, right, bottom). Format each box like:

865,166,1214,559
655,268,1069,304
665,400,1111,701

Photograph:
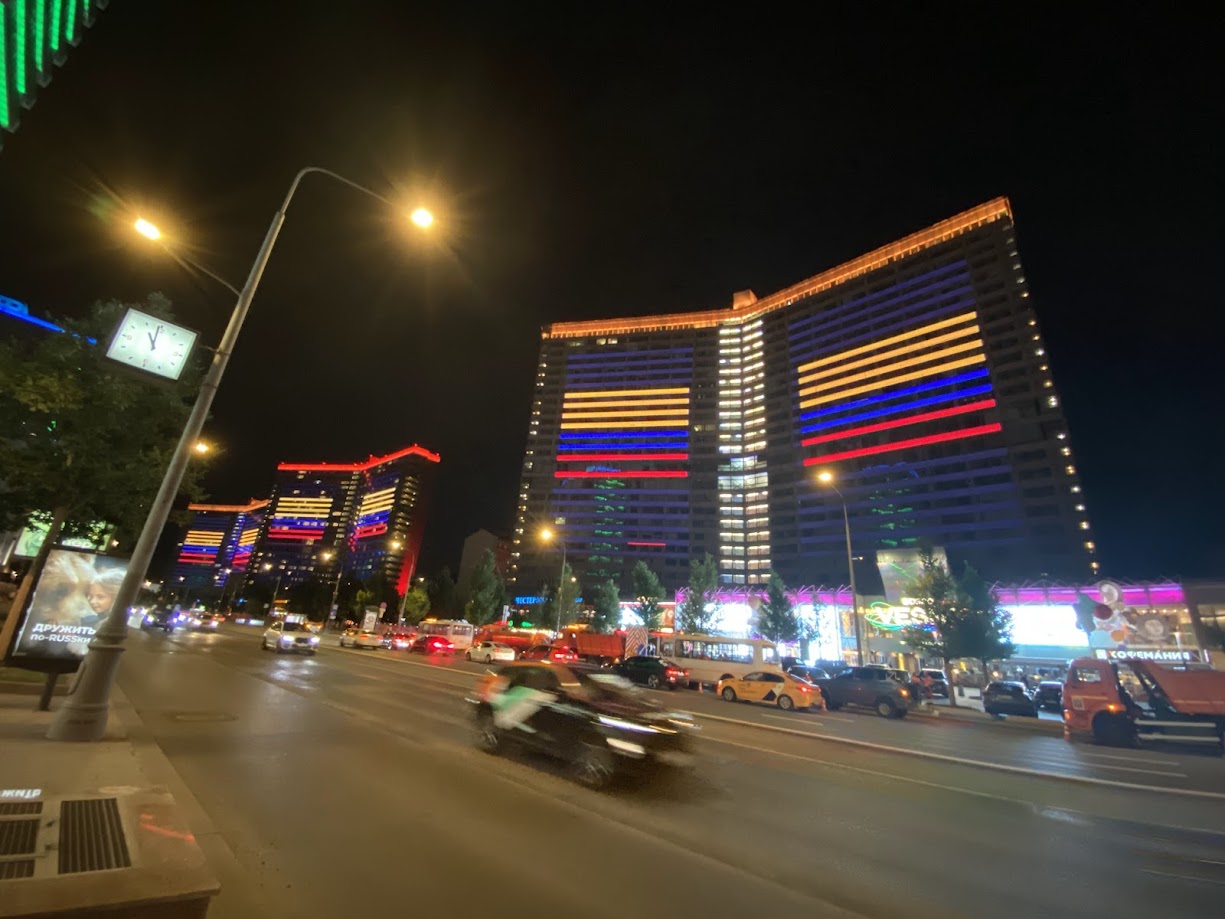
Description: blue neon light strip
800,382,993,434
559,430,688,441
798,368,990,421
558,443,688,451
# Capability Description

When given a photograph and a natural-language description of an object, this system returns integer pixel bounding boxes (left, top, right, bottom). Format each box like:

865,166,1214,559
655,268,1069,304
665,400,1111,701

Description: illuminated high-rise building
511,199,1095,595
172,500,268,591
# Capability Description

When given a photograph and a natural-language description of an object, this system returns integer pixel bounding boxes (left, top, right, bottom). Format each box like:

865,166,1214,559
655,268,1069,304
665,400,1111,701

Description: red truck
1062,656,1225,754
555,629,625,665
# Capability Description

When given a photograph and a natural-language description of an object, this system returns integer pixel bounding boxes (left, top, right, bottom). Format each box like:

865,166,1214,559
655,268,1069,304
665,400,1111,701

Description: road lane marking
762,714,825,730
683,710,1225,800
1079,751,1182,766
1141,868,1225,886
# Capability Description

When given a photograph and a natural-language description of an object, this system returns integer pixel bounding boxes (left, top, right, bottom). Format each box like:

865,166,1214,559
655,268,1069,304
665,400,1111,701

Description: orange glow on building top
542,198,1012,339
187,498,270,513
276,443,441,473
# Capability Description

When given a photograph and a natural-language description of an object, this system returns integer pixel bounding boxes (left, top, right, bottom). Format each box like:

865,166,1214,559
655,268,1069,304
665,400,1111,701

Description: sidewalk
0,687,230,916
911,699,1065,735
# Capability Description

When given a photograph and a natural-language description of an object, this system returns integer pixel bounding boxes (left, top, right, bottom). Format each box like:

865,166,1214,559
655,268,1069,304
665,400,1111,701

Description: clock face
104,308,198,381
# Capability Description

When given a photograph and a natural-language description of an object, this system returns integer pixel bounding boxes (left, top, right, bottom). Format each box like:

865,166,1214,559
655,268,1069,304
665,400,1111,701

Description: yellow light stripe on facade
797,325,983,386
561,409,690,420
561,388,689,399
798,340,984,399
561,419,691,430
798,354,987,409
563,398,690,409
797,311,977,374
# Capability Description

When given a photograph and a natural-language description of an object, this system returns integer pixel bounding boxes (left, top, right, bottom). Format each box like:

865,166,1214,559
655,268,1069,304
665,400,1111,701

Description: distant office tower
458,529,512,591
173,500,269,591
2,1,110,148
511,199,1095,595
248,444,439,596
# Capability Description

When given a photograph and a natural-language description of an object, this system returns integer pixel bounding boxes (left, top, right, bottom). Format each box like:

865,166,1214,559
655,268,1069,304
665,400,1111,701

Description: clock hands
148,324,163,351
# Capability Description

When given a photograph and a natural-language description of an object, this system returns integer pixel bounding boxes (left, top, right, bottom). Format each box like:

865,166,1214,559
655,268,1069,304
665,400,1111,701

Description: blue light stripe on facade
559,431,688,442
800,382,993,433
798,368,991,421
789,290,975,363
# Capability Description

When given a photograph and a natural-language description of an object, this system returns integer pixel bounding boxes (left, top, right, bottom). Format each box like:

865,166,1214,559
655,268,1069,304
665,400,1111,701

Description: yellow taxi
716,669,823,712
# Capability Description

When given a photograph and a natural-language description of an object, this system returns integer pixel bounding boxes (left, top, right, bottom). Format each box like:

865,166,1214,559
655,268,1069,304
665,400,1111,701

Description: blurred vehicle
651,634,779,688
262,620,319,655
417,619,475,652
339,628,383,649
612,656,689,690
140,609,177,633
383,631,416,650
467,641,517,664
787,665,831,684
184,612,223,632
918,669,949,697
470,662,696,789
410,634,454,655
814,666,913,718
982,681,1038,717
717,670,822,712
521,644,579,663
555,629,625,665
1033,680,1063,712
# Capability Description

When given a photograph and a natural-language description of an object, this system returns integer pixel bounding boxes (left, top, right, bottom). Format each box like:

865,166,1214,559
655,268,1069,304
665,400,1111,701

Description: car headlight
280,635,293,643
898,688,910,697
598,715,660,734
309,636,319,644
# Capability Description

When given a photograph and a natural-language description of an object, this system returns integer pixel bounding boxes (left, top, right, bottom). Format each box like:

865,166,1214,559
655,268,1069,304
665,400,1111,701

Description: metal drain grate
0,818,39,857
58,798,131,874
0,801,43,817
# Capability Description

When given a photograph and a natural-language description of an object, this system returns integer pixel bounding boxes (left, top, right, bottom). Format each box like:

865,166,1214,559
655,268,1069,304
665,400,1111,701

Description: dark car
139,608,177,632
918,669,950,698
1033,680,1063,712
787,665,831,685
612,656,689,690
814,666,914,718
520,644,579,663
410,634,454,655
983,681,1039,717
471,662,696,789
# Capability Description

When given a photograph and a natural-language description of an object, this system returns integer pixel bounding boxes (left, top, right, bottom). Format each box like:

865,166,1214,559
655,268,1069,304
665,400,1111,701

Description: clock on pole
104,308,198,381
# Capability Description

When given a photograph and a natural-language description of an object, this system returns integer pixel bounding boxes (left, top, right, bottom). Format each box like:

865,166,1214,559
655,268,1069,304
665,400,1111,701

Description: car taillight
797,684,811,693
665,667,680,677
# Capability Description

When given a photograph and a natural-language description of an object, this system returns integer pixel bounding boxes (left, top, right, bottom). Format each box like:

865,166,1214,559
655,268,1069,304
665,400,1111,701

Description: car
262,620,320,655
467,641,517,664
787,665,831,684
612,656,690,690
339,628,383,649
520,644,579,663
410,634,454,655
383,631,416,650
184,612,222,632
983,680,1039,717
717,669,823,712
814,666,914,718
470,662,697,789
140,609,177,632
918,668,950,698
1033,680,1063,712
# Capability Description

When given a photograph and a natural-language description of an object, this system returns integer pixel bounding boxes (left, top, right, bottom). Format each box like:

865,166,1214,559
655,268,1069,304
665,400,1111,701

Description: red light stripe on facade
803,423,1003,466
554,453,689,463
267,529,325,540
176,557,215,565
800,399,997,447
553,470,689,479
276,443,440,472
353,523,389,539
627,541,667,547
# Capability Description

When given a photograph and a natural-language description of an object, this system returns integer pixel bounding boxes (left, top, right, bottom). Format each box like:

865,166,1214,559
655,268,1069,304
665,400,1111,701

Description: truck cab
1063,656,1225,753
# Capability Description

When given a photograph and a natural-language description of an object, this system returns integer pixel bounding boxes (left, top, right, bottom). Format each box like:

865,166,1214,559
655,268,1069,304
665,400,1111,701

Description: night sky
0,4,1218,580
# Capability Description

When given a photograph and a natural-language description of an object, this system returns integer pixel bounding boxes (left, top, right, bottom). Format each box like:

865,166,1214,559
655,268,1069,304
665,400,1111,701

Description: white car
339,628,383,650
466,641,517,664
262,621,319,655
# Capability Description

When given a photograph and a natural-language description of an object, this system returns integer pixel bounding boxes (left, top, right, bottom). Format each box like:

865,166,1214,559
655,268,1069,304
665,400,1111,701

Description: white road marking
1078,750,1182,766
1141,868,1225,886
762,714,824,729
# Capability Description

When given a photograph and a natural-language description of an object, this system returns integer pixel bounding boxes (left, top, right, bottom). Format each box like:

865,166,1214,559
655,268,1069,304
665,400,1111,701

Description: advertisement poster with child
9,548,129,663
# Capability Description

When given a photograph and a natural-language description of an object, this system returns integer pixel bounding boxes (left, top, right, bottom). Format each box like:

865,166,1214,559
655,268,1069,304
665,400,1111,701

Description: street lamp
320,550,344,627
193,441,210,454
816,470,864,666
539,527,568,635
262,563,284,615
50,167,435,742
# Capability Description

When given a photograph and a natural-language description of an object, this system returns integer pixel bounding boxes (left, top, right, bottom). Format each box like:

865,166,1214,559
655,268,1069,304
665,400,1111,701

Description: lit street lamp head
410,207,434,229
193,441,210,454
540,527,554,542
134,218,162,241
817,471,834,483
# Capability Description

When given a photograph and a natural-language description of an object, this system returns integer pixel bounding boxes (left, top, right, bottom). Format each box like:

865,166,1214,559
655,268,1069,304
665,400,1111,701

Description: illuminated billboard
14,516,113,558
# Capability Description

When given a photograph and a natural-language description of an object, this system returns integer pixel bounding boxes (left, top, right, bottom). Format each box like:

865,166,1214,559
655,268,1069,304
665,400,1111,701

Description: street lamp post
49,168,434,742
539,528,567,636
263,563,283,616
817,471,864,666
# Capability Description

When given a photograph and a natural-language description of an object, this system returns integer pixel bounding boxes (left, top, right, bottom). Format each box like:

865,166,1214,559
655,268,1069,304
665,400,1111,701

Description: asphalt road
116,625,1225,918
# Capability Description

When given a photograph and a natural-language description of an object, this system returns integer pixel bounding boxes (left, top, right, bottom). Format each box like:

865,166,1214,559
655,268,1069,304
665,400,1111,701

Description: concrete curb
911,705,1065,735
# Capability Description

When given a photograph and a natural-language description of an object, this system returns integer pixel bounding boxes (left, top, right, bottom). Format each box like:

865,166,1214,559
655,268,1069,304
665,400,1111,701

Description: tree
757,572,800,651
900,551,1016,707
678,553,720,634
426,567,459,617
285,577,332,621
543,562,580,631
630,561,665,632
0,296,208,630
401,585,431,624
464,549,505,625
588,579,622,634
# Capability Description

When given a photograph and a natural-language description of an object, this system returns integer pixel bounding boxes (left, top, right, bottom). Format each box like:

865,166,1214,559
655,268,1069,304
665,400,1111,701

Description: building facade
172,499,268,591
458,529,512,592
511,199,1095,596
247,444,439,597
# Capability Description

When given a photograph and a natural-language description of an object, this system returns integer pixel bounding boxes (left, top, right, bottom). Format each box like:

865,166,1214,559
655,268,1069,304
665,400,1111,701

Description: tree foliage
678,553,720,634
630,561,665,632
0,295,208,545
464,549,505,625
543,562,580,630
401,585,431,624
285,577,332,620
426,566,460,617
757,571,800,647
901,549,1016,705
588,578,622,634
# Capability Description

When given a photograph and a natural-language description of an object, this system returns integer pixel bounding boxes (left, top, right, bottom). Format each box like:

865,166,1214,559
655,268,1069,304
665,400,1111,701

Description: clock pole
48,174,308,741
